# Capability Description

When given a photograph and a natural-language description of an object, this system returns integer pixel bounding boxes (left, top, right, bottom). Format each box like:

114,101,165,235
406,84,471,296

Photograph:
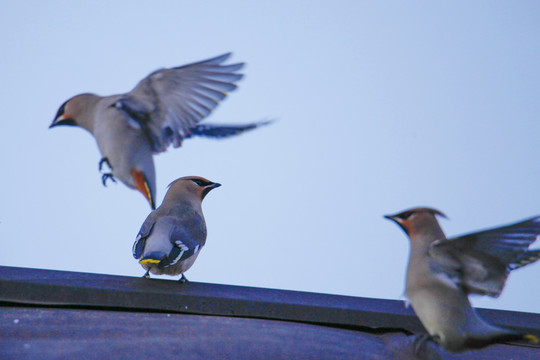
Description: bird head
384,207,447,238
50,93,99,131
167,176,221,203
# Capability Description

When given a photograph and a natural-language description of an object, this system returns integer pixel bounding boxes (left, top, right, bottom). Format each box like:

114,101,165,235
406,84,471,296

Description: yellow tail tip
524,334,539,344
139,259,161,265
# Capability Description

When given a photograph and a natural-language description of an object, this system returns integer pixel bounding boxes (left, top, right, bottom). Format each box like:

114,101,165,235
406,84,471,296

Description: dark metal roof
1,266,539,359
0,307,425,360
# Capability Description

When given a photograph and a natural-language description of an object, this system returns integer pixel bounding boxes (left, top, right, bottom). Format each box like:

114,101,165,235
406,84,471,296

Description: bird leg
412,334,441,359
101,173,117,187
179,274,189,283
98,157,112,172
142,270,151,279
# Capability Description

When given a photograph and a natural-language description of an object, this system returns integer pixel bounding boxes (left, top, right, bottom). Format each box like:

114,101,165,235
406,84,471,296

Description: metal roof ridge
1,265,539,339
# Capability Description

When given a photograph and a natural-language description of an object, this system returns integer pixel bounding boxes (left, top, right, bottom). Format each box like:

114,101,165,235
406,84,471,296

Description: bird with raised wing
385,207,540,353
132,176,220,281
50,53,269,209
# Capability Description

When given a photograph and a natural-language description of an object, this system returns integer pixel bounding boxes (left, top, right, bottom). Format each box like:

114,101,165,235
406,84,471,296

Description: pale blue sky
1,1,539,313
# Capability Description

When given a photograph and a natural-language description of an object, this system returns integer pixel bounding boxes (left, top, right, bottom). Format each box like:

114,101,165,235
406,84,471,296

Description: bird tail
139,252,167,267
187,120,273,139
464,330,539,350
523,334,539,344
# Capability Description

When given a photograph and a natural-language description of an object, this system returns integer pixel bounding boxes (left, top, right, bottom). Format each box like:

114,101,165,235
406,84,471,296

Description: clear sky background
1,1,539,313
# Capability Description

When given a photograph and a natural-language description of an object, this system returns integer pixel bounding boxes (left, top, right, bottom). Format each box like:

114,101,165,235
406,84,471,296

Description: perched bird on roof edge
50,53,270,209
384,207,540,353
132,176,220,281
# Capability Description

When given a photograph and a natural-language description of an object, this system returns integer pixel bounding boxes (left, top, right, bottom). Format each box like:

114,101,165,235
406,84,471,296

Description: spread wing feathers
186,120,273,139
119,52,244,152
429,216,540,297
132,214,157,259
509,249,540,270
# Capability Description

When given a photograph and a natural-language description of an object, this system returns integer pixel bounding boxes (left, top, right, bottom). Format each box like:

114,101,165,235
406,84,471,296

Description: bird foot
142,270,150,279
412,334,441,359
101,173,117,187
178,274,189,283
98,157,112,172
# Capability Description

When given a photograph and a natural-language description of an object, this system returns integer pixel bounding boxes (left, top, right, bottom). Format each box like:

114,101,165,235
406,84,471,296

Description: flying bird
50,53,268,208
385,207,540,353
132,176,220,281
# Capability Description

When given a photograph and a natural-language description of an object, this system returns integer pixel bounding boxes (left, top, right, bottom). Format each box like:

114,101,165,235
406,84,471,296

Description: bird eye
55,101,67,119
191,179,207,187
400,212,414,220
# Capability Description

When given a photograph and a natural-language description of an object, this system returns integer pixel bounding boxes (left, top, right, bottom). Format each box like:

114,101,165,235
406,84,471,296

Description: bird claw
98,157,112,172
99,158,116,186
142,270,151,279
178,274,189,283
101,173,117,187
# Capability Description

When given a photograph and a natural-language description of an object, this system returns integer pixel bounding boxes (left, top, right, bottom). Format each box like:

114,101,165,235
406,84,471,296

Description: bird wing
132,212,157,260
117,53,244,152
160,209,207,268
429,216,540,297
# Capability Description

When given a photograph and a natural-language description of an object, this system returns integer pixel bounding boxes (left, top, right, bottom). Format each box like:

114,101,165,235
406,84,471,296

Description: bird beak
207,182,222,190
51,100,77,128
50,114,77,128
201,182,221,198
384,214,399,222
384,214,409,236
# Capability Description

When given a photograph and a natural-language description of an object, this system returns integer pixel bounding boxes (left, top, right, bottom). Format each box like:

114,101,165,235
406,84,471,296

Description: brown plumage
50,53,269,209
132,176,221,281
385,207,540,352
